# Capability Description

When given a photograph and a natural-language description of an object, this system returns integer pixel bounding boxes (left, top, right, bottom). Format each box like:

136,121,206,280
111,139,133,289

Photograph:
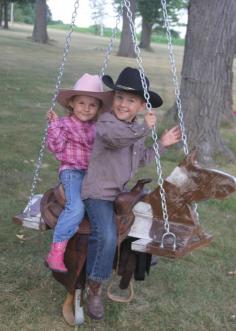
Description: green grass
0,24,236,331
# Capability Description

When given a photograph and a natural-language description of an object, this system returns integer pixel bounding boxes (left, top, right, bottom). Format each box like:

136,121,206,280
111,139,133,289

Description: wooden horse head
143,149,236,227
168,149,236,203
139,150,236,257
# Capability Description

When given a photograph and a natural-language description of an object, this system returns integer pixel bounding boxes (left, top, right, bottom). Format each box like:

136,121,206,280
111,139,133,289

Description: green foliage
113,0,188,39
13,1,52,24
137,0,188,38
113,0,188,26
137,0,188,25
14,2,35,24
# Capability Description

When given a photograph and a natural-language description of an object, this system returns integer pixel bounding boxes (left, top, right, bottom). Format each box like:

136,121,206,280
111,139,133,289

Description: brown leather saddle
40,178,152,241
40,184,91,234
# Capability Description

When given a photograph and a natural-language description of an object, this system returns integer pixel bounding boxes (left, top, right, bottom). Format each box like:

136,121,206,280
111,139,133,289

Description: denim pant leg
84,199,117,282
53,169,85,243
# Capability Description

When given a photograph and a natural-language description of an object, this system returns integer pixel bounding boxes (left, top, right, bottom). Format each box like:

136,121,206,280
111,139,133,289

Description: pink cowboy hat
56,73,114,112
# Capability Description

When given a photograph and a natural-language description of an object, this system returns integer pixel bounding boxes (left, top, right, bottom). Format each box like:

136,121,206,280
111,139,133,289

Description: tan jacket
82,112,164,201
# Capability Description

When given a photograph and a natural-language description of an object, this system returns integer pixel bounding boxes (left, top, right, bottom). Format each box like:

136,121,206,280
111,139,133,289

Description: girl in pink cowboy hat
45,73,113,273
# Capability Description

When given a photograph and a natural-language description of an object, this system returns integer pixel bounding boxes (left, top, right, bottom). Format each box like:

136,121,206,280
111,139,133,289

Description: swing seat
129,201,213,258
13,194,47,230
131,229,213,258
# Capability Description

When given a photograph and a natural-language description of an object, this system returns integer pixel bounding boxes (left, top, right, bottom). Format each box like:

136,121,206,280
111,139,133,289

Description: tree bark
117,0,136,58
32,0,48,43
3,0,9,29
0,3,3,27
178,0,236,163
139,19,153,51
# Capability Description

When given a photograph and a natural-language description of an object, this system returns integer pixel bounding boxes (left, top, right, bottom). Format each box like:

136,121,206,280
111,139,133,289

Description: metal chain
123,0,176,249
161,0,200,224
25,0,80,216
99,8,123,77
160,0,188,156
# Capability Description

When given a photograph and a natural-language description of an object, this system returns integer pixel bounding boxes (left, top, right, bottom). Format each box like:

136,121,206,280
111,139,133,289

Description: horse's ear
179,148,197,167
189,148,197,164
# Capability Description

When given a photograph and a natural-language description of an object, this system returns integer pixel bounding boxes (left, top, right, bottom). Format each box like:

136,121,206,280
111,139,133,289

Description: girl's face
69,95,101,122
112,91,146,122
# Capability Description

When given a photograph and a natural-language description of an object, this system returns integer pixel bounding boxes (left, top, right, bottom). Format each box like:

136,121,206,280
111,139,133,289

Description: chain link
25,0,80,215
100,8,123,77
123,0,176,249
160,0,189,156
161,0,200,224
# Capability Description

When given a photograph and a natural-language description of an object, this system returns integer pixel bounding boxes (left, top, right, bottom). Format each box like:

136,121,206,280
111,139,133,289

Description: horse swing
13,0,236,325
13,0,236,257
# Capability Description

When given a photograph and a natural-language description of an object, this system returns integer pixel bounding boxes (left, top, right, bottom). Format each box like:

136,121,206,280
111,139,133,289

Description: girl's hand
160,125,182,147
144,111,157,129
47,109,58,122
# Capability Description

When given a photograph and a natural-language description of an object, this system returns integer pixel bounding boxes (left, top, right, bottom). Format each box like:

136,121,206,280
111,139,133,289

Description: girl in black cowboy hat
81,67,181,320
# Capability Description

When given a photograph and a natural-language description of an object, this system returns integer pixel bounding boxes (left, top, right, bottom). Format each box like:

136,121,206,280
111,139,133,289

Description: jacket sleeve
96,117,151,149
46,119,68,153
138,142,166,167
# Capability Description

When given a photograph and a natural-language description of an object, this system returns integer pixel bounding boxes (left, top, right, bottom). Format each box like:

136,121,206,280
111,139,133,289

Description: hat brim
102,75,163,108
56,89,114,112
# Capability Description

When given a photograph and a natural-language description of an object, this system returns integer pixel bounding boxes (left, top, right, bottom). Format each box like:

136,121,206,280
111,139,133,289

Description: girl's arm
46,111,68,153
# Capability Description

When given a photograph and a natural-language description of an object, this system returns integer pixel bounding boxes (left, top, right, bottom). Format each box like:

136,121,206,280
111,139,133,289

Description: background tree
89,0,108,37
2,0,9,29
177,0,236,163
116,0,136,57
32,0,48,43
0,1,3,27
137,0,187,50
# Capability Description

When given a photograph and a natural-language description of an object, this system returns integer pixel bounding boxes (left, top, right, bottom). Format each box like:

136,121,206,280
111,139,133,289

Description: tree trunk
32,0,48,43
139,19,153,51
0,3,3,27
178,0,236,163
3,0,9,29
117,0,136,58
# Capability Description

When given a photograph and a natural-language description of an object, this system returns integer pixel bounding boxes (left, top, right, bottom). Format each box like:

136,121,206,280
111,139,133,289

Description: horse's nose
233,176,236,189
225,175,236,194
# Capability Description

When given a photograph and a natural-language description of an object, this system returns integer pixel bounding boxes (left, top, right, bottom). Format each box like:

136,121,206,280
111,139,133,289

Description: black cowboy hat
102,67,163,108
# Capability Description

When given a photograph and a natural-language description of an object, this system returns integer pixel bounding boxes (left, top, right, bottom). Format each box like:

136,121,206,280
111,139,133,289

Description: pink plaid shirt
47,115,96,173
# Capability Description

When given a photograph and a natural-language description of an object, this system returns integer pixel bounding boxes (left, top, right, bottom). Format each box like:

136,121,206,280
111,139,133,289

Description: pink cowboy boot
45,240,68,273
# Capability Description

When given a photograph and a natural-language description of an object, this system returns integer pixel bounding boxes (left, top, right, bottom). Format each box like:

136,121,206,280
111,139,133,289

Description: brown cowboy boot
87,280,104,320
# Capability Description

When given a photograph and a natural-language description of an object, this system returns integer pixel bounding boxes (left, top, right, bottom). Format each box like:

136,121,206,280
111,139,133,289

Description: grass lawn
0,24,236,331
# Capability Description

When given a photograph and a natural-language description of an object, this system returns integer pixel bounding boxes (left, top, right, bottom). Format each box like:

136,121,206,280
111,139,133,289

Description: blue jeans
84,199,117,282
53,169,85,243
